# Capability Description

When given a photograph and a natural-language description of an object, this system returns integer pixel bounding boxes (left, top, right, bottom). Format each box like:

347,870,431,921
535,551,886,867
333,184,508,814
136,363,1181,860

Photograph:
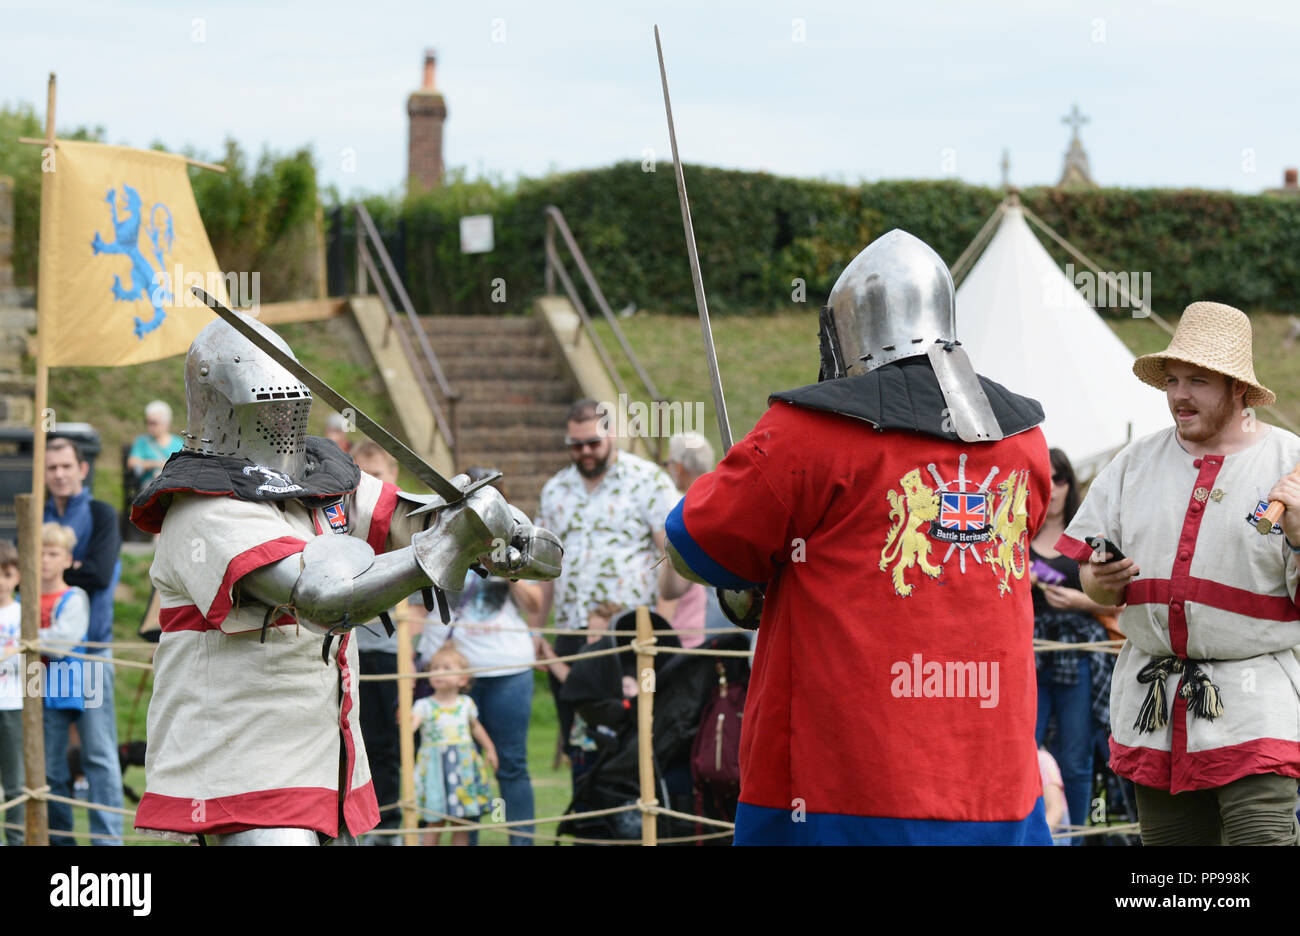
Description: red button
1171,601,1183,613
1193,459,1202,468
1191,502,1203,513
1179,550,1190,561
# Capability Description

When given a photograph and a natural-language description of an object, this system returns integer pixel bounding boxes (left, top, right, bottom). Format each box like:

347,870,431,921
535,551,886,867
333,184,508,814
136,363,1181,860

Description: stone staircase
0,287,35,427
400,315,580,520
0,176,34,428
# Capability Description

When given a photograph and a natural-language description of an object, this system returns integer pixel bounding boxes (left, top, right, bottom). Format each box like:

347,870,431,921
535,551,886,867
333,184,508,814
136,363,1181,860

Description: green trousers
1135,773,1299,845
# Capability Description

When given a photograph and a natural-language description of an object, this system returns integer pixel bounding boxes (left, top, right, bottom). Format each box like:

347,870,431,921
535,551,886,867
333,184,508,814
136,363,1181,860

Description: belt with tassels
1134,656,1225,733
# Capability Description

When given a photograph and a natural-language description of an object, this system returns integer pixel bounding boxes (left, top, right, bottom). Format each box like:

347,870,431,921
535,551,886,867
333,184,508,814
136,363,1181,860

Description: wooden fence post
396,599,417,845
635,605,657,846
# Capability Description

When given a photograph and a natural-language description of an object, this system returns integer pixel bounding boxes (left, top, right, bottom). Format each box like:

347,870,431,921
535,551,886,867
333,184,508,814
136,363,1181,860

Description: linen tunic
1058,425,1300,793
134,471,420,838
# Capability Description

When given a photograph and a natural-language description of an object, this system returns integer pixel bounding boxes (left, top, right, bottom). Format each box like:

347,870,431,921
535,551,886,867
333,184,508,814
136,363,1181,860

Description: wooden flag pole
19,72,58,847
635,605,657,846
16,495,48,846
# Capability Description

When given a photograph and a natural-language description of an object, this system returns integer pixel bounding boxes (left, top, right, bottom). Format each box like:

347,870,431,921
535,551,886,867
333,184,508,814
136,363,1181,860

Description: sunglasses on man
565,436,604,452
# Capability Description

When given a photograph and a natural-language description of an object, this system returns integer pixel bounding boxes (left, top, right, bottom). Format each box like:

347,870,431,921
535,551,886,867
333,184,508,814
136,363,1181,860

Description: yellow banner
43,139,229,366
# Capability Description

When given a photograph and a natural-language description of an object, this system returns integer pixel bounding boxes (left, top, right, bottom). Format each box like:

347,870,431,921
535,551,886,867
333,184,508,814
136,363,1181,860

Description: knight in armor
131,314,560,845
666,230,1054,844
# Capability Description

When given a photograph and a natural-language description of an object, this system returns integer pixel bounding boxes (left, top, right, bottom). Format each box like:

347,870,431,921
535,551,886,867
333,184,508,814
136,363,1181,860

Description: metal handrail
543,205,665,460
353,205,458,462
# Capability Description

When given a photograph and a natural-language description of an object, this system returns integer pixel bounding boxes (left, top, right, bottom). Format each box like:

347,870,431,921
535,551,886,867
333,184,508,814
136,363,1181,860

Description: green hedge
9,99,1299,321
370,162,1300,318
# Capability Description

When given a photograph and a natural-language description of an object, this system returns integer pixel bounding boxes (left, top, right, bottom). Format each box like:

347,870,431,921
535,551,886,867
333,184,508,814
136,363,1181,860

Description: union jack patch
1248,500,1283,535
324,503,349,533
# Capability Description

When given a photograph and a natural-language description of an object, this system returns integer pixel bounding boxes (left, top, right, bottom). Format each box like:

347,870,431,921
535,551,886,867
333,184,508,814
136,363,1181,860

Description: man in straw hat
1057,301,1300,845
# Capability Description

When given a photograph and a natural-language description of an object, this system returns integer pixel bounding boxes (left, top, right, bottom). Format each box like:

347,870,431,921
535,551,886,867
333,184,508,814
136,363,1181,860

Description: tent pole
1019,204,1176,336
950,201,1007,287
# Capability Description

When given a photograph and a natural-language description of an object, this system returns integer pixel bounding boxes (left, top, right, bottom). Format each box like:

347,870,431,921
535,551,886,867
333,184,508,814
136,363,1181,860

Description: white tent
954,205,1171,480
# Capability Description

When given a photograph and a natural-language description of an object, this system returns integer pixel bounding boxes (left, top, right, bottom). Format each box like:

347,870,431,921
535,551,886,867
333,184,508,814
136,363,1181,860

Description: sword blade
654,25,734,454
191,287,464,503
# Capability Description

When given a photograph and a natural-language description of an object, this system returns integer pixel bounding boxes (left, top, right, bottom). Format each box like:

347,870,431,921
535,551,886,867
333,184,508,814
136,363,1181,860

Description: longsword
654,25,734,454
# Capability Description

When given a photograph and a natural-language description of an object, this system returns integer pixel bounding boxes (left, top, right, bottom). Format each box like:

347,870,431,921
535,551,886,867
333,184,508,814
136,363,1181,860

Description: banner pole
19,72,57,847
17,495,48,845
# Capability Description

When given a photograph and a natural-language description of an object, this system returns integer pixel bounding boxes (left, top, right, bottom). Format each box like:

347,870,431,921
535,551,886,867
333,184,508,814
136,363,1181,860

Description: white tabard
134,471,423,838
1059,425,1300,793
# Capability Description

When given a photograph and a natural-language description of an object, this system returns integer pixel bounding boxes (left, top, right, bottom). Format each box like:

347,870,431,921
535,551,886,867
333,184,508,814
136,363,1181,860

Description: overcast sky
4,0,1299,198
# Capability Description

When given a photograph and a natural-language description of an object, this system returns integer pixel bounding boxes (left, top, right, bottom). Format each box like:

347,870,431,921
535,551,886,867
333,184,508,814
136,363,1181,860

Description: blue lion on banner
91,184,175,338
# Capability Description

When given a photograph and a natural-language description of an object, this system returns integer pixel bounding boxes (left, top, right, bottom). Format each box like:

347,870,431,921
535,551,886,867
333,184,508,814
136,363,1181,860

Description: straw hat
1132,301,1274,407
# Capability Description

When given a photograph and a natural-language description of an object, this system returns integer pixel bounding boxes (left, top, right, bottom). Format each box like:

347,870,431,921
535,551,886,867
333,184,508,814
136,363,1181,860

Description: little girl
413,643,499,846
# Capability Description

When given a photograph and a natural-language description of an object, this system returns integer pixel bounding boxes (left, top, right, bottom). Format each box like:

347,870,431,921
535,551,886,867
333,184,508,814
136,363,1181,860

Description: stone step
0,397,33,425
425,334,552,358
453,401,571,430
457,425,561,452
0,306,36,330
0,288,35,309
0,375,34,395
439,355,566,382
452,378,575,404
412,316,544,338
456,449,572,477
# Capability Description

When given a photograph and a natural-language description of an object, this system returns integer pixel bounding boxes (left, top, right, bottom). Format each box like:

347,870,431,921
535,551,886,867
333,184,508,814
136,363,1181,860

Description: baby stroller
555,610,750,844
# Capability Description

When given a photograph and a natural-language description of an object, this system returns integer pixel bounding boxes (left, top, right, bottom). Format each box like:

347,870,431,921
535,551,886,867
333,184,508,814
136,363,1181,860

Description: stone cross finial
1062,103,1089,139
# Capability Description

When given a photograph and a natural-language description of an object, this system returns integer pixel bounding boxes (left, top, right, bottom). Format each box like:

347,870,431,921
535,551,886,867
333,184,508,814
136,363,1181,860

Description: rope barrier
40,789,139,818
639,801,736,830
0,787,40,813
1052,821,1141,839
7,632,1137,678
39,638,157,650
0,819,173,844
15,640,156,669
359,641,635,681
1034,638,1125,655
383,800,737,845
654,646,754,658
396,799,641,830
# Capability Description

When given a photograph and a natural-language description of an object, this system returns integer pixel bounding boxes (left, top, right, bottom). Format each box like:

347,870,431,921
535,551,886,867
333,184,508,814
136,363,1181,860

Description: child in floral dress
413,643,499,845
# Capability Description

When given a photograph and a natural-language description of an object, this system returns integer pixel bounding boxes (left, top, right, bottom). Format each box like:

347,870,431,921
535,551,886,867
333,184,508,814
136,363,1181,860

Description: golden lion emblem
880,469,942,597
984,470,1030,596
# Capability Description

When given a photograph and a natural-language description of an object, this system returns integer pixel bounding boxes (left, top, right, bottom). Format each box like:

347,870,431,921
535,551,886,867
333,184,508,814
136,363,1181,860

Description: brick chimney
1286,168,1298,190
407,49,447,192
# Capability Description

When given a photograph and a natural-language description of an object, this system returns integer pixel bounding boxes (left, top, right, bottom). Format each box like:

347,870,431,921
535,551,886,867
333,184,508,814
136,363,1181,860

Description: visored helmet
181,314,312,476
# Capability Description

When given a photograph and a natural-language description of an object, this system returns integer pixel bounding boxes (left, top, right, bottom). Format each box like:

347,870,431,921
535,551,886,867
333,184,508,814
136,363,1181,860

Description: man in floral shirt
534,399,679,781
